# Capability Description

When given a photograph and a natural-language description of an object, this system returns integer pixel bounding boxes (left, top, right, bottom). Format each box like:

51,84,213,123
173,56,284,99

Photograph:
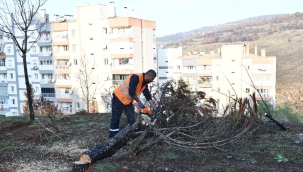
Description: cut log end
72,154,92,172
79,153,92,164
72,161,91,172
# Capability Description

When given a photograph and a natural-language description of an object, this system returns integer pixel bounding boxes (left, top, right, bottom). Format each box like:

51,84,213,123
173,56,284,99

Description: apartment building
157,47,182,85
158,45,276,111
0,9,51,116
0,2,156,116
50,2,156,113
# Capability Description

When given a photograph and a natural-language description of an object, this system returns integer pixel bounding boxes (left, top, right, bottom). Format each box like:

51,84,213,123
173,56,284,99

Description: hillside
163,12,303,112
157,14,286,43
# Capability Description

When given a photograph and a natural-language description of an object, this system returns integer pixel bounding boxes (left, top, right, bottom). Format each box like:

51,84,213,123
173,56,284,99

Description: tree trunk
81,124,133,164
23,52,35,120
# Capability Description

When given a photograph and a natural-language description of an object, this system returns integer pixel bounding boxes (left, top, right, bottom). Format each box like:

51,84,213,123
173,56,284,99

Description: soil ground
0,114,303,172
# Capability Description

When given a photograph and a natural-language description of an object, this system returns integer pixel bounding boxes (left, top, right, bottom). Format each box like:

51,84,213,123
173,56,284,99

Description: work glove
151,106,157,113
138,102,145,109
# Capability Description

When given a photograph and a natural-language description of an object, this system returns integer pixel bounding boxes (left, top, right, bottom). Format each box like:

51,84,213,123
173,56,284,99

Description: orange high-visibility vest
114,73,146,105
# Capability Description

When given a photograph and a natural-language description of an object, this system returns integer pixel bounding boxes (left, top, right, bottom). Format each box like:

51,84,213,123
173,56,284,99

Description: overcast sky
44,0,303,36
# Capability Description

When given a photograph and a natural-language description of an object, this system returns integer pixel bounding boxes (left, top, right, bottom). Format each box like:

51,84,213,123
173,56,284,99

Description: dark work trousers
109,93,135,138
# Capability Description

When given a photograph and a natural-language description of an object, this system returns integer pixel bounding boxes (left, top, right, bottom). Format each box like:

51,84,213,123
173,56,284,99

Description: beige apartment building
177,44,276,112
50,2,156,113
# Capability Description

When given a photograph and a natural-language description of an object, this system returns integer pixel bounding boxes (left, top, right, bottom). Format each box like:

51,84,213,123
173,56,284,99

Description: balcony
41,93,55,97
56,93,72,99
40,79,53,84
197,69,212,74
55,80,71,88
256,93,272,101
112,80,123,86
0,79,7,83
111,64,133,70
0,104,9,110
52,37,68,46
54,51,70,57
0,61,6,72
55,65,70,70
37,38,52,47
62,107,73,113
0,91,8,96
39,52,52,57
110,33,133,39
39,65,53,71
198,80,213,88
182,69,196,74
31,66,39,70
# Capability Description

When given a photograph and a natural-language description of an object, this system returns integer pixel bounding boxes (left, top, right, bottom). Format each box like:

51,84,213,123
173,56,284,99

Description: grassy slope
1,114,303,172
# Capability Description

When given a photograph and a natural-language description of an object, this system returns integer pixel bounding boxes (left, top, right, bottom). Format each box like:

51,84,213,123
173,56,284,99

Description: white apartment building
158,45,276,111
0,2,156,116
0,9,51,116
50,2,156,113
157,47,182,85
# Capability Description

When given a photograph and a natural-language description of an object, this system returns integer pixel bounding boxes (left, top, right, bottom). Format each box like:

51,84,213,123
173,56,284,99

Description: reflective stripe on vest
118,80,132,99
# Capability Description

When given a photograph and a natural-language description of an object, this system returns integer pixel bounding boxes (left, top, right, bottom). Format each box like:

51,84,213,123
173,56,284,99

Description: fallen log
72,119,140,172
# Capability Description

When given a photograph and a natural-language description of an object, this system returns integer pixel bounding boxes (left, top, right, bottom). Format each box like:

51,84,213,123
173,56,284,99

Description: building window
40,47,43,52
7,48,11,53
12,99,15,104
247,66,250,70
246,88,250,93
11,86,14,91
232,60,235,62
217,87,220,92
71,29,75,36
46,46,52,52
33,46,36,52
74,59,77,65
72,44,76,51
35,73,38,79
10,73,13,79
177,65,180,70
0,35,3,39
75,102,80,109
88,23,92,26
36,87,39,93
91,53,94,55
231,72,235,73
104,58,108,65
63,46,69,51
232,83,235,85
216,76,219,81
64,88,70,94
90,38,93,40
103,27,107,34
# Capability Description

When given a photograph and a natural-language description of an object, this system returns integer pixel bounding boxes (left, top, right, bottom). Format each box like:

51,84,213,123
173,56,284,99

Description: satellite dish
51,78,56,83
69,89,73,95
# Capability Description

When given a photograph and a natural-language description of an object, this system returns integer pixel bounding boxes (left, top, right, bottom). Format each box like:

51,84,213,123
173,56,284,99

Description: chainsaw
135,106,157,124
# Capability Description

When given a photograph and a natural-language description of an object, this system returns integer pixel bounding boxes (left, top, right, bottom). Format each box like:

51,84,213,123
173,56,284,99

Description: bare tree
75,52,103,112
0,0,49,120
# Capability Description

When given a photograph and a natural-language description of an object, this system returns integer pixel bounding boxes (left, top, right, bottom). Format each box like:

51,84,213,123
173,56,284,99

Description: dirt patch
1,114,303,172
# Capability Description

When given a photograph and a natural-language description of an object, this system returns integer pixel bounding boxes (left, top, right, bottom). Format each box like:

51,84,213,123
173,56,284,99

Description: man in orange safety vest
109,69,157,138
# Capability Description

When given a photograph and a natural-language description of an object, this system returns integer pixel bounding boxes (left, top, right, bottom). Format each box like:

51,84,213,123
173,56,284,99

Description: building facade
157,45,276,111
0,2,156,116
